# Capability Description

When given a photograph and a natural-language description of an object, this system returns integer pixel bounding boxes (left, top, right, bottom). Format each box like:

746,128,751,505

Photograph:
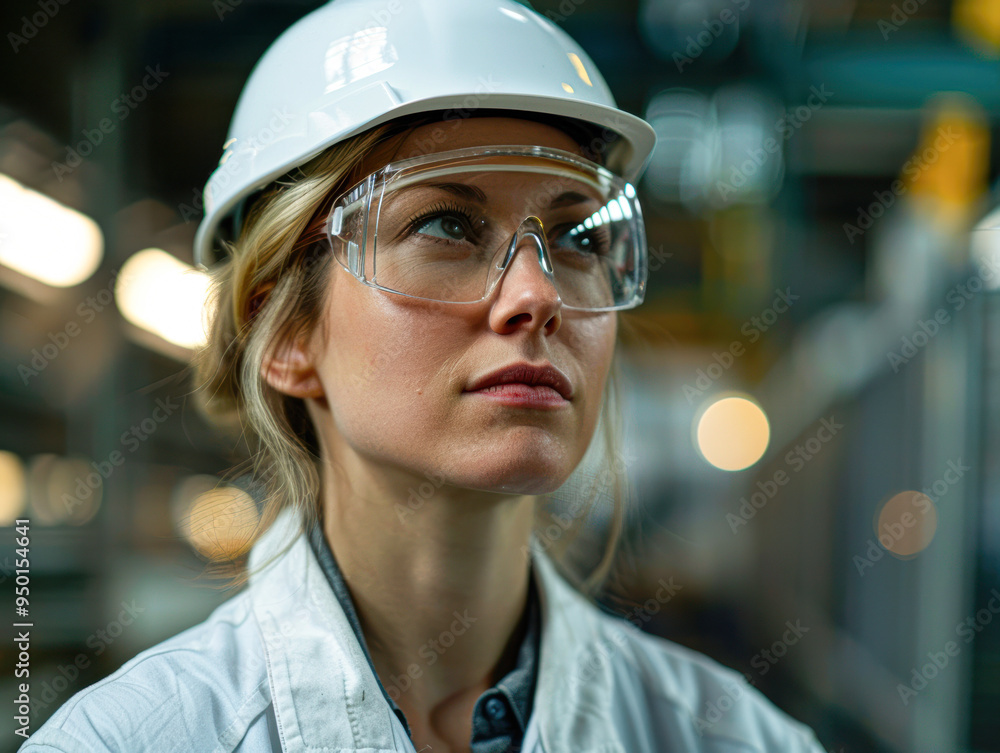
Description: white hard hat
192,0,657,268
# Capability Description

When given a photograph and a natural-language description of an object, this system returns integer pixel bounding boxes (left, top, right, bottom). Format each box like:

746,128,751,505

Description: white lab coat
20,508,827,752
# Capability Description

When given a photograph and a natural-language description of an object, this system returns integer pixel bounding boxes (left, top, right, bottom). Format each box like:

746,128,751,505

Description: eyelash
405,201,483,240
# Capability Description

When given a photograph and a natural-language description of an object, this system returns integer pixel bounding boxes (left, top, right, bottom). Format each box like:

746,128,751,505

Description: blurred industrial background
1,0,1000,750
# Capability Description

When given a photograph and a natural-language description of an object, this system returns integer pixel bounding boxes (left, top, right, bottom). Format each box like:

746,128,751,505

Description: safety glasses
322,145,647,312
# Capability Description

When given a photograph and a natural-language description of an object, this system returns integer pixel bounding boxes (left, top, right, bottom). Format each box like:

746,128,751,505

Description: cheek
577,316,617,446
598,315,618,367
573,314,618,395
318,288,458,451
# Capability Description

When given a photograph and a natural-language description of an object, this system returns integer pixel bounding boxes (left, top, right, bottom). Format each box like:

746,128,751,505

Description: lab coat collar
247,508,626,752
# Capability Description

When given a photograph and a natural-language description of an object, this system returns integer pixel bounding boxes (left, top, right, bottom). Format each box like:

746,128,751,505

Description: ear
253,280,325,399
261,331,326,399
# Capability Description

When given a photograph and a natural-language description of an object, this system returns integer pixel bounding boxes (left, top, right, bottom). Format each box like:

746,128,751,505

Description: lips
465,362,573,400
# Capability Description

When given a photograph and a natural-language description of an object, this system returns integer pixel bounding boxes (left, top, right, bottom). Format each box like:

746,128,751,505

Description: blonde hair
191,116,637,599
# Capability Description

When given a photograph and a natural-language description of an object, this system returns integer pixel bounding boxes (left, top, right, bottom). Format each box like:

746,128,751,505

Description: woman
22,1,827,751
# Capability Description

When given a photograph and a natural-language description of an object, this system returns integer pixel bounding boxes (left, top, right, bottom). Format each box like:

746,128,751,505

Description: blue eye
553,227,604,256
415,214,467,241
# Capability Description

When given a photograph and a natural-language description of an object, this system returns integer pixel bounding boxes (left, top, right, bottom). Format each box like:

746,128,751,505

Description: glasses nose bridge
500,215,554,277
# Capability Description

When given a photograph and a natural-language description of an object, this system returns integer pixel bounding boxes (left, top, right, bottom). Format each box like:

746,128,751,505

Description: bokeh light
27,454,102,525
115,248,211,349
696,395,771,471
0,174,103,287
0,451,27,525
175,476,259,561
875,491,938,557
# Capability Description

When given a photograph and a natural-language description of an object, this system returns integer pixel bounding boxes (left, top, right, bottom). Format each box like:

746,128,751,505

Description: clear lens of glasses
324,146,647,311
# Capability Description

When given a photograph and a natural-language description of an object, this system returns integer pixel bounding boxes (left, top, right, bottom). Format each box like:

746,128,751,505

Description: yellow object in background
953,0,1000,57
902,92,990,228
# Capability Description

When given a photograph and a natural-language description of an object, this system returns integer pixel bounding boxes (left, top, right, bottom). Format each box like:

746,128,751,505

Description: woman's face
290,116,618,496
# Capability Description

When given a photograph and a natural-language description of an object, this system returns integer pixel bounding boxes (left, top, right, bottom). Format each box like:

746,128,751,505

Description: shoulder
19,592,272,753
587,607,826,753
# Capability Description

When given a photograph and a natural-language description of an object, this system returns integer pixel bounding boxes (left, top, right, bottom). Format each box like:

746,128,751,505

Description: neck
318,449,536,720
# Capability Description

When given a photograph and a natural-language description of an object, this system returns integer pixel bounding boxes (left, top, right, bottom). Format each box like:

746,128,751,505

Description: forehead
361,116,588,172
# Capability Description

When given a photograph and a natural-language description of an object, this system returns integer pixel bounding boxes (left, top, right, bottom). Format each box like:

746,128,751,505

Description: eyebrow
548,191,596,208
421,182,487,203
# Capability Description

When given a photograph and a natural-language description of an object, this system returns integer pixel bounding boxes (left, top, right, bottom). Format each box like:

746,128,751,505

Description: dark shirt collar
306,518,540,751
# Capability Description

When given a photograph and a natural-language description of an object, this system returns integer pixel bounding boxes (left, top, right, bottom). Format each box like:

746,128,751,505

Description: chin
462,430,583,493
455,457,575,496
